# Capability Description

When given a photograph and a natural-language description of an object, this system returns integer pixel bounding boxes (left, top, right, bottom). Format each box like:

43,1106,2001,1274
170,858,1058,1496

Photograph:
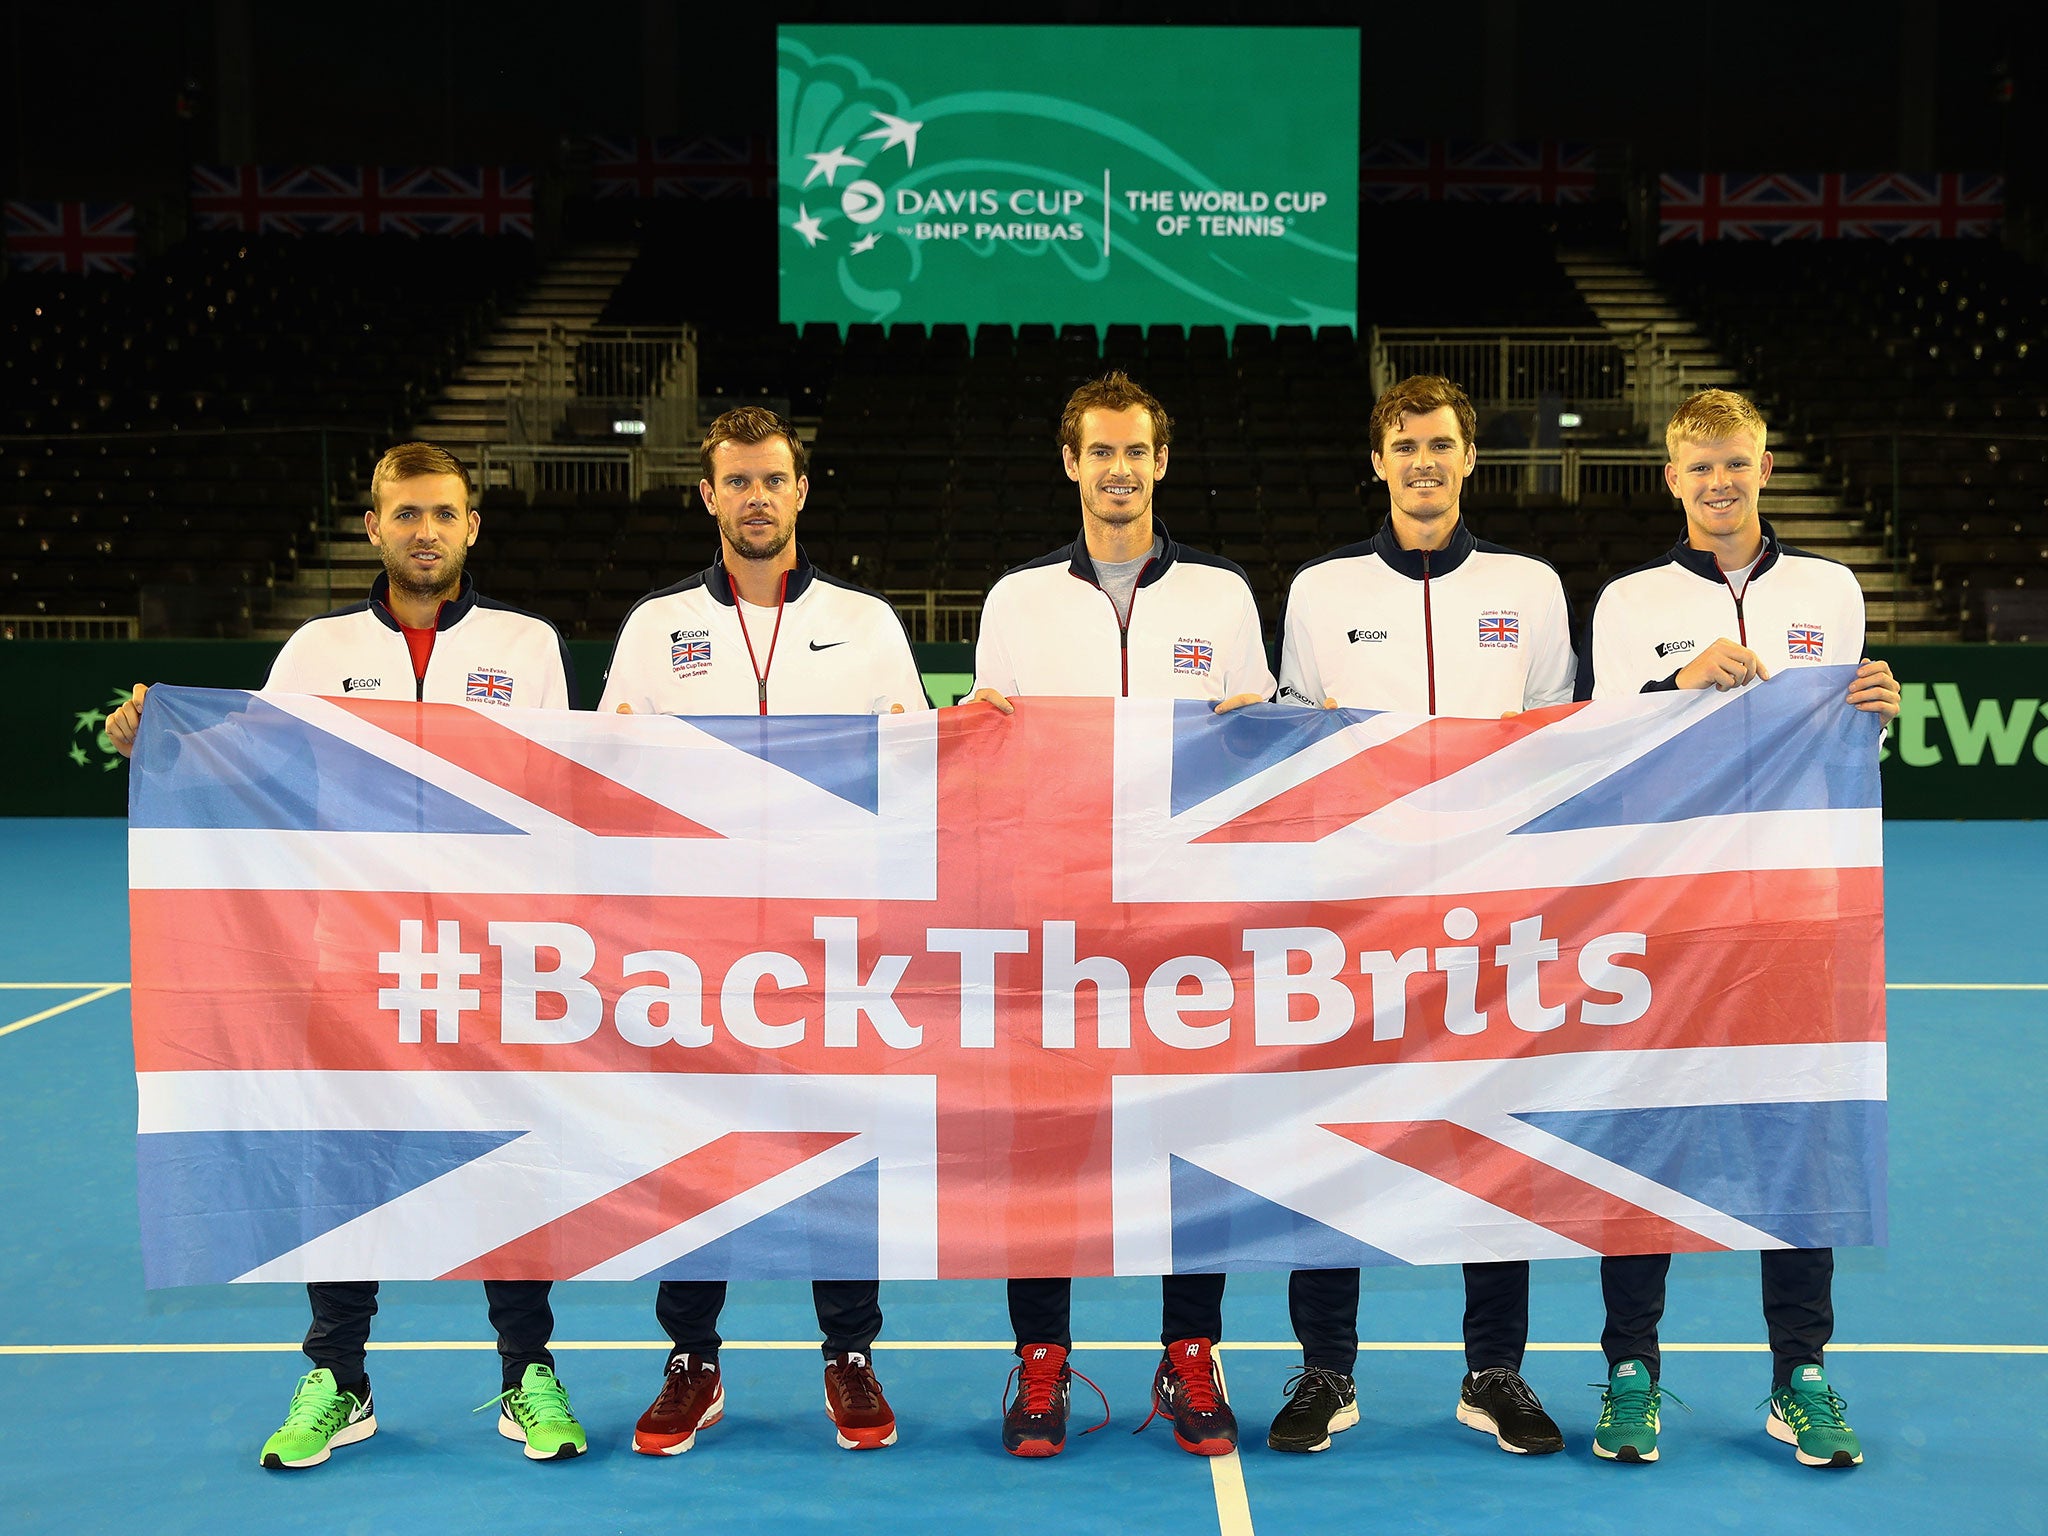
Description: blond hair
1664,389,1768,461
370,442,474,512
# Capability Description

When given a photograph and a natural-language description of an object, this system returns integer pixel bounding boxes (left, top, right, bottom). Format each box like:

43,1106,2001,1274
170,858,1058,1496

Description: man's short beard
725,521,795,563
382,549,464,600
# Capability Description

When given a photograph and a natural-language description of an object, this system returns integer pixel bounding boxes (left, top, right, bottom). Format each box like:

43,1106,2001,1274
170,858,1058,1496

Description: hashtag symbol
378,920,482,1043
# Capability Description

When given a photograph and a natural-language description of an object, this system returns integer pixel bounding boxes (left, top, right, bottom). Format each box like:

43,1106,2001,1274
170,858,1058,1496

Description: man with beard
599,406,926,1456
107,440,583,1469
967,371,1273,1459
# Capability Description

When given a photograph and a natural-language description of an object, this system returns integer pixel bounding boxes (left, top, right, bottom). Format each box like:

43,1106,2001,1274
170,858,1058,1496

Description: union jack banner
127,671,1885,1286
2,201,137,274
1788,626,1826,659
1361,142,1596,204
1657,171,2004,243
466,669,515,704
190,165,534,237
590,135,776,200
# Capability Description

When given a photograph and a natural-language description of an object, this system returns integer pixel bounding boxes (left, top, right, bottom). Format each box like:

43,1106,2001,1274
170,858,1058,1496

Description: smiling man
1270,375,1578,1459
1579,388,1897,1470
599,405,926,1458
968,371,1274,1460
108,441,582,1470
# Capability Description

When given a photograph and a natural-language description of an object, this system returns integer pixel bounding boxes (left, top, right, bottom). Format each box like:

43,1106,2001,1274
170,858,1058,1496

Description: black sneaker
1266,1366,1359,1453
1456,1367,1565,1455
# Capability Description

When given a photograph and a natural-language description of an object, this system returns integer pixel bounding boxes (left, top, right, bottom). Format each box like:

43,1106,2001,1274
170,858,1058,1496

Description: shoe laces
475,1365,574,1424
1763,1382,1850,1431
1281,1365,1350,1405
1473,1367,1543,1413
1592,1376,1686,1427
828,1352,882,1412
282,1370,354,1432
1134,1342,1223,1435
654,1354,715,1409
1002,1353,1112,1437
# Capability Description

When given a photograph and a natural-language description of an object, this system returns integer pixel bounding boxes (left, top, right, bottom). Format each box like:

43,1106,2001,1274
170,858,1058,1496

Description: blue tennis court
1,817,2040,1534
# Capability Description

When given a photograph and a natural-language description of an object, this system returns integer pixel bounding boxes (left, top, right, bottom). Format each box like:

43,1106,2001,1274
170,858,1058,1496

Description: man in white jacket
108,441,583,1469
970,371,1273,1460
1271,376,1576,1459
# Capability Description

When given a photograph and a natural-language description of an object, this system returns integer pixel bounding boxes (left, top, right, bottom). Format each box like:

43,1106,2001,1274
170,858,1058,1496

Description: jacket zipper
1421,550,1437,715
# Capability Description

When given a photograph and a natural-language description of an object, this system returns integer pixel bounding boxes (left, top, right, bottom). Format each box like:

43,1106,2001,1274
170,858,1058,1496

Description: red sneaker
824,1351,898,1450
633,1353,724,1455
1137,1338,1238,1456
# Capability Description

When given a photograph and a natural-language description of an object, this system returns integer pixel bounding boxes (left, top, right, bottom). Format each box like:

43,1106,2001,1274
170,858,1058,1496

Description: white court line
0,987,132,999
0,984,126,1038
2,1339,2043,1358
1887,983,2048,991
1209,1348,1254,1536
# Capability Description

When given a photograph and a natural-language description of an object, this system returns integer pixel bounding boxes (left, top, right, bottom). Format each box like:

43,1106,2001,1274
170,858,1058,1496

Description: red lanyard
735,568,790,715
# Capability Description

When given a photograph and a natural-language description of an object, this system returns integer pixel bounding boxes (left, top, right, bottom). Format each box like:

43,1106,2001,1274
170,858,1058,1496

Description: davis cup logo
841,179,886,225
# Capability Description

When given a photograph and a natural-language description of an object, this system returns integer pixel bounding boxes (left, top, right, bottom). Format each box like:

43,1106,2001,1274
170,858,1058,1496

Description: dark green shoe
1766,1365,1863,1468
1592,1358,1662,1463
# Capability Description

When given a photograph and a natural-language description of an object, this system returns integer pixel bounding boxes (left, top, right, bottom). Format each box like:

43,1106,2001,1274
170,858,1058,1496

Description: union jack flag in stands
1658,171,2004,243
190,165,534,237
590,135,776,200
466,669,515,704
1361,142,1596,204
126,672,1884,1286
2,201,137,274
1788,626,1826,659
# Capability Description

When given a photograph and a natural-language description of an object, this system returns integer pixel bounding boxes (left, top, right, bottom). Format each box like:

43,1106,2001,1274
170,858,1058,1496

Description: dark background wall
3,2,2042,200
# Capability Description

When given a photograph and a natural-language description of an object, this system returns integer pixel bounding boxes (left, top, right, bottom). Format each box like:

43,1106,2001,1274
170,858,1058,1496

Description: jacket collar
1665,517,1782,584
704,544,817,606
1064,520,1181,589
1368,514,1475,579
368,570,477,632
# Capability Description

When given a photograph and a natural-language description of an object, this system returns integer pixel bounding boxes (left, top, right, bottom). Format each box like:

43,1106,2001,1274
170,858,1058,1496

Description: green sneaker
1593,1358,1664,1463
1766,1365,1863,1467
486,1364,587,1461
259,1368,377,1469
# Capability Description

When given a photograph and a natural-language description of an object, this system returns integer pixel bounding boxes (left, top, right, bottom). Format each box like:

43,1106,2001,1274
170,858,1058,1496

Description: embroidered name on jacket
1788,623,1826,659
465,669,514,704
670,629,712,675
1478,612,1520,648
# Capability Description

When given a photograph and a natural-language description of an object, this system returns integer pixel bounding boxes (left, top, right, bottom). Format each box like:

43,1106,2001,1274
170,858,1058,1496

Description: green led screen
778,26,1360,330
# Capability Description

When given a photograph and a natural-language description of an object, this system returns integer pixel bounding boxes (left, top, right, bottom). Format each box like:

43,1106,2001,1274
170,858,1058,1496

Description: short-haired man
108,441,584,1469
1581,388,1899,1468
969,371,1274,1458
1271,376,1577,1458
601,406,927,1456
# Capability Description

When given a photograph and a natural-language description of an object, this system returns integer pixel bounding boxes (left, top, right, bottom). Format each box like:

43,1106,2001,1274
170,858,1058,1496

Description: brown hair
1368,375,1477,458
1058,371,1173,456
369,442,474,512
700,405,808,482
1664,388,1768,461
